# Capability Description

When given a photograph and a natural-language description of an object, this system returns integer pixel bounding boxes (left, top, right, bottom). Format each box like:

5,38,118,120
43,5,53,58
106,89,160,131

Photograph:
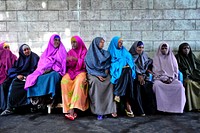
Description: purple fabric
153,43,178,79
0,42,17,84
24,34,67,90
67,36,87,80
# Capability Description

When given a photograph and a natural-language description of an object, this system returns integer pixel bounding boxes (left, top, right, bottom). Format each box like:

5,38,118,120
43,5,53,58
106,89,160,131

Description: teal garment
108,36,136,84
27,71,61,98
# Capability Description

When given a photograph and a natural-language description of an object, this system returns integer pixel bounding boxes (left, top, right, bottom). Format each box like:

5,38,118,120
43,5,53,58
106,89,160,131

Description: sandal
97,115,103,120
125,109,134,117
65,114,75,121
111,113,117,118
1,109,14,116
114,96,120,103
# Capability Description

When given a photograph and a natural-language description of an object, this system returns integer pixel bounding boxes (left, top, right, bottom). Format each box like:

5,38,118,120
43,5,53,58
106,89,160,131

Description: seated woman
61,36,88,120
1,44,39,116
153,43,186,113
108,36,145,117
85,37,117,120
25,34,67,109
175,43,200,112
129,41,156,115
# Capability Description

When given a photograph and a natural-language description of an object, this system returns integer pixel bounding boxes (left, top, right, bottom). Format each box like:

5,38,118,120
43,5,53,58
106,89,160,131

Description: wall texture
0,0,200,56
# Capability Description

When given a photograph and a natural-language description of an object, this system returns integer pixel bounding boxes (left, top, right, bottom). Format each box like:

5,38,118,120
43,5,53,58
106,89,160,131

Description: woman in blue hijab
108,36,145,117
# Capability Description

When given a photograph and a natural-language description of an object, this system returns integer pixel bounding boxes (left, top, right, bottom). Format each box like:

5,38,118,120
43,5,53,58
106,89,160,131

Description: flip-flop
65,114,75,121
97,115,103,120
111,113,117,118
1,109,14,116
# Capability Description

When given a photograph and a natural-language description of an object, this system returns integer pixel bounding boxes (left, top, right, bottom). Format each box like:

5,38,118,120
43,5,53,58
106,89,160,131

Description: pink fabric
67,36,87,80
24,34,67,90
153,43,178,79
0,42,17,84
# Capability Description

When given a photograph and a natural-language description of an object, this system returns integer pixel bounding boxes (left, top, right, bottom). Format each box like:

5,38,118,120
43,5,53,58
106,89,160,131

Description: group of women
0,34,199,121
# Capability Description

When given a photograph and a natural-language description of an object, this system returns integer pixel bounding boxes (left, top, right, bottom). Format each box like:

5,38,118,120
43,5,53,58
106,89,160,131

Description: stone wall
0,0,200,57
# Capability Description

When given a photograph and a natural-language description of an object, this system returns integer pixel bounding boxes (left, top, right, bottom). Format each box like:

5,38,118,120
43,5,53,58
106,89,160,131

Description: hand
17,75,24,81
97,76,105,82
138,75,145,85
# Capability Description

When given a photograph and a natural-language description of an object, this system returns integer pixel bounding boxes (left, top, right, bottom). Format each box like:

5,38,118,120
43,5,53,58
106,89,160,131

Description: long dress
85,37,116,115
175,43,200,111
153,43,186,113
129,41,156,115
61,36,89,113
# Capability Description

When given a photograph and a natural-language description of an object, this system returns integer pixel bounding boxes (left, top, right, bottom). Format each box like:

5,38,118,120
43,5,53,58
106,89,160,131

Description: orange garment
61,72,89,113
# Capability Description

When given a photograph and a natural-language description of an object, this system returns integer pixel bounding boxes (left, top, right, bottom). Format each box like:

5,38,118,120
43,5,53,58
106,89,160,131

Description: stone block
121,10,143,20
185,9,200,19
17,32,39,42
7,0,26,10
101,10,120,20
80,11,100,20
111,21,131,31
154,0,175,9
28,22,48,31
7,22,27,31
185,31,200,40
70,21,79,31
112,0,132,9
0,11,17,21
132,20,152,30
142,31,162,40
27,0,48,10
39,11,58,21
91,0,111,9
153,20,173,30
175,0,196,9
18,11,38,21
0,1,6,10
163,10,184,19
49,22,70,32
132,0,153,9
0,32,18,42
80,30,101,42
0,22,6,31
163,31,184,40
174,20,195,30
80,0,91,10
48,0,68,10
100,31,121,42
59,11,78,20
196,20,200,29
80,21,110,31
121,31,142,40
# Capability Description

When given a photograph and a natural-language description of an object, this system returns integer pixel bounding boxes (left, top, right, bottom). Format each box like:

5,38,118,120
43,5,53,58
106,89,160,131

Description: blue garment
27,71,61,98
85,37,111,77
108,36,136,84
8,44,39,78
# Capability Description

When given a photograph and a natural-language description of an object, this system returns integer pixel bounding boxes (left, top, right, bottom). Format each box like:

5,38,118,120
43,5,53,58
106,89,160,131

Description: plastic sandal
111,113,117,118
114,96,120,103
1,109,14,116
97,115,103,120
65,114,75,121
125,109,134,117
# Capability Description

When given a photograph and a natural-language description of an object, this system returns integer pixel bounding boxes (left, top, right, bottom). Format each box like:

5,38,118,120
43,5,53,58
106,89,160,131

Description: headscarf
153,43,178,79
67,36,87,80
85,37,111,77
8,44,39,78
24,34,67,90
3,43,10,49
175,43,200,80
129,41,152,74
108,36,136,84
0,42,17,84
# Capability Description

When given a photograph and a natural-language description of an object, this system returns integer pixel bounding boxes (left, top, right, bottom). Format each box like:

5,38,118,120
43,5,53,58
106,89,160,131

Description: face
118,40,123,49
23,47,31,56
71,40,78,49
160,45,168,55
98,39,105,49
54,38,60,48
136,45,144,54
4,46,10,50
182,45,190,55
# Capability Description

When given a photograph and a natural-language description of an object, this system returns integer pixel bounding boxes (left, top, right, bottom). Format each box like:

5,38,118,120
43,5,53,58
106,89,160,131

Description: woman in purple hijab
153,43,186,113
25,34,67,110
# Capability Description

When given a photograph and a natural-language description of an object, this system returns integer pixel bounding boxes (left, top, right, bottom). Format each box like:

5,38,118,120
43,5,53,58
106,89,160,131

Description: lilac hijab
0,42,17,84
67,36,87,80
25,34,67,90
153,43,178,79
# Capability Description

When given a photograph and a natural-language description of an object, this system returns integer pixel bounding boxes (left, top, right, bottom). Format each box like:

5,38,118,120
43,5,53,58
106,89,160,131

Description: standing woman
1,44,39,115
85,37,117,120
61,36,89,120
175,43,200,111
153,43,186,113
129,41,156,115
25,34,67,109
108,36,144,117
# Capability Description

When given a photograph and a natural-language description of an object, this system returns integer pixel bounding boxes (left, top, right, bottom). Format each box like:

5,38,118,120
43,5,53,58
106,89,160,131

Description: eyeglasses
23,48,30,51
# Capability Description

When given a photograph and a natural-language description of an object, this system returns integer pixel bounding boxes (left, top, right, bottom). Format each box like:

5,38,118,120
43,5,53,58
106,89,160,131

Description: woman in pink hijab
25,34,67,109
153,43,186,113
0,42,17,85
61,36,88,120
